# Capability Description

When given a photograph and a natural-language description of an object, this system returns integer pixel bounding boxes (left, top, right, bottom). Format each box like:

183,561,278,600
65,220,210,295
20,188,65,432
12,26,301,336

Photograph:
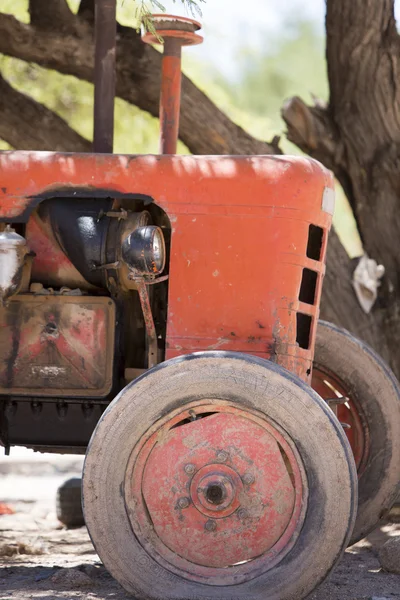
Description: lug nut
237,508,248,520
216,450,228,462
204,519,217,532
242,472,255,485
178,497,190,509
184,463,195,475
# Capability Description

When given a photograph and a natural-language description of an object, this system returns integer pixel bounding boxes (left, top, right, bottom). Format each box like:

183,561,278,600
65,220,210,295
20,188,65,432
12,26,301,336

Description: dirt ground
0,450,399,600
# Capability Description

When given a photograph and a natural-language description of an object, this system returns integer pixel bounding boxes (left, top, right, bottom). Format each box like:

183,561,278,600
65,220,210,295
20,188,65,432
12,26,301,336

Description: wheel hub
133,408,301,569
190,463,243,518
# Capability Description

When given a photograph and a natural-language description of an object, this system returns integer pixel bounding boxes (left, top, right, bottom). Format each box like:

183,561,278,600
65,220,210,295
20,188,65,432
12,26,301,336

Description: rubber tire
314,321,400,545
83,352,357,600
56,477,85,528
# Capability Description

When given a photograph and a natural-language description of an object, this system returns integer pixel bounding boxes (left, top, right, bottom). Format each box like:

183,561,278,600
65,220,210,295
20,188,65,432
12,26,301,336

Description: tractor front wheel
83,352,357,600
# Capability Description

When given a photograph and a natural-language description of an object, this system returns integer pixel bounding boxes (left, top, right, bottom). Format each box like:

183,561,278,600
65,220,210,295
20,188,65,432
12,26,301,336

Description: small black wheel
313,320,400,544
83,352,357,600
56,477,84,528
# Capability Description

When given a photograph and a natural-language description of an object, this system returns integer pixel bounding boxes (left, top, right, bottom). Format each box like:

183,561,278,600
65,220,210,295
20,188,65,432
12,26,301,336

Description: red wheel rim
125,400,307,585
312,366,369,474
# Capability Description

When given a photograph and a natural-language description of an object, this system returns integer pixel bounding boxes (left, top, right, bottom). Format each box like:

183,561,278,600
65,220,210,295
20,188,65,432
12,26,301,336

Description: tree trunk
0,0,398,377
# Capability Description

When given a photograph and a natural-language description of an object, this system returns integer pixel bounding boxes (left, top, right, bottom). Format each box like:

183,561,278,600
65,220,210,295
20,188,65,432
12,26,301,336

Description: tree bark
283,0,400,377
29,0,76,31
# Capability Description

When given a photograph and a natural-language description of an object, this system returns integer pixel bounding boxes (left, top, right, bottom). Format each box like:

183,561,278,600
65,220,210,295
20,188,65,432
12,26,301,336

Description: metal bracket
91,260,120,271
97,208,128,222
134,276,158,369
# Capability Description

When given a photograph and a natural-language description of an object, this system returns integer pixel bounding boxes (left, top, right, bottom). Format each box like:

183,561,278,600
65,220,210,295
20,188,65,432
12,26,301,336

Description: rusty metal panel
0,152,334,382
0,295,115,397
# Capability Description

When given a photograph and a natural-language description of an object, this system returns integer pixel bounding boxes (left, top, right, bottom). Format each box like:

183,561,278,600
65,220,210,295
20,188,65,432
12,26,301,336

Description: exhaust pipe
93,0,117,153
142,15,203,154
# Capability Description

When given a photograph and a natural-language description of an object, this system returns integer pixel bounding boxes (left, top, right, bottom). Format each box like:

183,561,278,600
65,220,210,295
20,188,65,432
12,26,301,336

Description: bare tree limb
0,13,280,156
78,0,95,23
281,97,341,170
0,74,91,152
29,0,75,31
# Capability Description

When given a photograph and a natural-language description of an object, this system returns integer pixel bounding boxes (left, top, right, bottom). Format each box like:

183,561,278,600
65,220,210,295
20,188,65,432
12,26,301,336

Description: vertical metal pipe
159,39,182,155
93,0,117,153
142,16,202,155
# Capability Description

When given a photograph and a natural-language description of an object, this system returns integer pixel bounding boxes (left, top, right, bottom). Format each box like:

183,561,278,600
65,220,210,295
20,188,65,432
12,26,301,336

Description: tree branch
78,0,95,24
29,0,75,31
0,74,91,152
281,96,341,171
0,13,279,156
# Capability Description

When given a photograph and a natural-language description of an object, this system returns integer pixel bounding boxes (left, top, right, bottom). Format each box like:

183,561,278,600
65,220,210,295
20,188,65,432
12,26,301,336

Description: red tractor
0,4,399,599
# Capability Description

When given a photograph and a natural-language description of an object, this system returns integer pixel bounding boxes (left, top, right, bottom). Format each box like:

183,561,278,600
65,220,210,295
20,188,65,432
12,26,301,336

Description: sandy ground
0,449,399,600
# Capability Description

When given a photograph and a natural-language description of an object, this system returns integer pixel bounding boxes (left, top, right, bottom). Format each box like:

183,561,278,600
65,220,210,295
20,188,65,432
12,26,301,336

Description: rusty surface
93,0,117,153
0,151,333,383
0,295,115,397
126,401,305,584
134,277,158,369
312,366,368,473
142,15,203,155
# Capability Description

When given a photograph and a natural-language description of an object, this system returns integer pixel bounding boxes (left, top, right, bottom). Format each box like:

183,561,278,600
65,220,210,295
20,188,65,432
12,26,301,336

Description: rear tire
314,321,400,544
83,352,357,600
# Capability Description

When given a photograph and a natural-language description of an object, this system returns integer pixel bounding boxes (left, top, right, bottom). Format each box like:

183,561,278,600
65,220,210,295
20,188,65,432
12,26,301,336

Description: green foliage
0,0,28,21
220,19,328,149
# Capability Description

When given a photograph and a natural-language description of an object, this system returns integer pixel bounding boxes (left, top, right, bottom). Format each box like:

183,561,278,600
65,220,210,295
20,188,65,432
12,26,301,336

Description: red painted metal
0,151,334,384
142,15,203,154
312,367,368,473
126,401,306,583
0,295,115,397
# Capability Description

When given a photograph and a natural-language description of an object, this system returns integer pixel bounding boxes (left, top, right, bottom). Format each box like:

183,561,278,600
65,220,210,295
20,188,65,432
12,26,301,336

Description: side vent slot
296,313,312,349
306,225,324,261
299,269,318,305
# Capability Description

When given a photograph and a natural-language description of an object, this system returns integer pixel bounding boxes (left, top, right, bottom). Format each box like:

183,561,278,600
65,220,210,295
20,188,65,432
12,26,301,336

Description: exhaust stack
93,0,117,153
142,15,203,154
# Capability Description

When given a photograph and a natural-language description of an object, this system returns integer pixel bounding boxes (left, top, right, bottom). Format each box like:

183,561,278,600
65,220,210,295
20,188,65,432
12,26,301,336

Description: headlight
122,225,166,276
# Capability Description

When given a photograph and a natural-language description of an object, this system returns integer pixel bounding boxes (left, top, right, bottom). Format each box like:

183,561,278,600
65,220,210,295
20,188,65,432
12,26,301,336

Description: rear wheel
313,321,400,544
83,352,357,600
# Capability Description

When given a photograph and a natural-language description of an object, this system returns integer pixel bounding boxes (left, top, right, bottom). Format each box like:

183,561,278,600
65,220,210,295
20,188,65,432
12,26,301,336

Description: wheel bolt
184,463,195,475
204,519,217,532
237,508,248,520
178,497,190,509
242,472,254,485
216,450,228,462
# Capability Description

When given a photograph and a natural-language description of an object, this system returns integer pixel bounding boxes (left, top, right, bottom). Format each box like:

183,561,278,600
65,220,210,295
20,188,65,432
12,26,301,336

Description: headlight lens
122,225,166,276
